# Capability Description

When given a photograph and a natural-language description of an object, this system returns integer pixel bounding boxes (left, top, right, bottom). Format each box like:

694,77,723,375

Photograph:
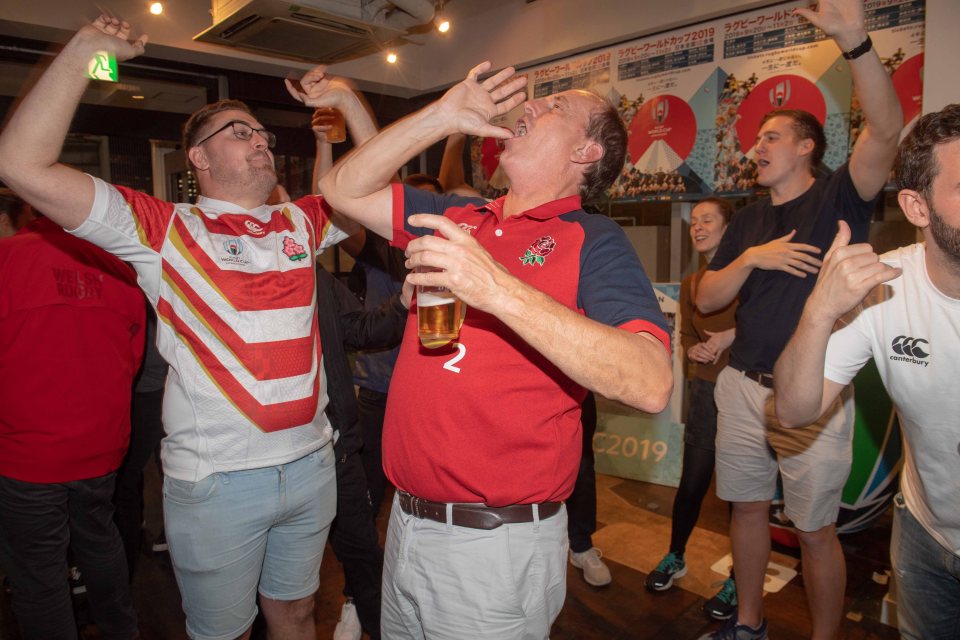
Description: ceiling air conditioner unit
194,0,436,64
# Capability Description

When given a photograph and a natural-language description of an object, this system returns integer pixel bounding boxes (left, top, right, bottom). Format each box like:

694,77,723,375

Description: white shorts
714,366,854,532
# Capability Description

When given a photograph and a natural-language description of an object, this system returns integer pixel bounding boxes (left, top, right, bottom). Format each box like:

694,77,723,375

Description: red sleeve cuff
620,319,672,356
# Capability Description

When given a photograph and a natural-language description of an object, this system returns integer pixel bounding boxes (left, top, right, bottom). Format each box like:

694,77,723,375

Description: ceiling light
386,52,398,64
131,95,145,100
149,2,163,15
436,17,450,33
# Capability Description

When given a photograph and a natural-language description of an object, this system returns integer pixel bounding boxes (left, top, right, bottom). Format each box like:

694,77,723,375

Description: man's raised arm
797,0,902,200
313,62,525,240
0,15,146,229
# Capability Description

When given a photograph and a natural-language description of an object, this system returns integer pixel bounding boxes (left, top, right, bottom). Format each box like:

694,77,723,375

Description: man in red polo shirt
307,65,672,637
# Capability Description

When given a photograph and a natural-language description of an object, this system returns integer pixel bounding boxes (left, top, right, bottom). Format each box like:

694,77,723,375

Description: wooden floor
0,462,899,639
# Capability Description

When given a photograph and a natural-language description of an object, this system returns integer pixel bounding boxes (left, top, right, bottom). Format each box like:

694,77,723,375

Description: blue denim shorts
163,445,336,640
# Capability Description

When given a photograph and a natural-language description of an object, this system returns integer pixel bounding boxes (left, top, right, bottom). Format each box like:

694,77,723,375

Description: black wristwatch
842,34,873,60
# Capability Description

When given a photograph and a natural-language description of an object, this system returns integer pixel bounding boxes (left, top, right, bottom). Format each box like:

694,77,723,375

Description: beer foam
418,290,456,307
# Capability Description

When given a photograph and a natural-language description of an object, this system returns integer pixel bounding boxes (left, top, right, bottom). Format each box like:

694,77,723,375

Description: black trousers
567,392,598,553
331,449,383,640
0,473,138,640
357,387,390,525
113,388,165,578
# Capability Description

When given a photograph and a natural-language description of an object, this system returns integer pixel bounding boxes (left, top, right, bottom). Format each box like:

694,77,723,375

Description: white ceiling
0,0,772,98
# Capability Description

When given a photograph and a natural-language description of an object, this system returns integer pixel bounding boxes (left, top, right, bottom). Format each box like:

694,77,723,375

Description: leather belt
742,370,774,389
397,491,562,530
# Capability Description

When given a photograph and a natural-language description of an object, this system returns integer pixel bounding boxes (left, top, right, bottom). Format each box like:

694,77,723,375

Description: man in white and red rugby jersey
314,63,674,636
0,14,377,640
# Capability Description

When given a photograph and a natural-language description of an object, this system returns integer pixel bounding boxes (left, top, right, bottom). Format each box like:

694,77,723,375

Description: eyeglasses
195,120,277,149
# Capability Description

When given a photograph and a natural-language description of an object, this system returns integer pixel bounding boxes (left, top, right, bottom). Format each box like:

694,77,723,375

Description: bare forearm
0,34,98,226
773,308,835,427
496,279,673,412
312,141,333,192
341,90,378,148
697,255,751,313
846,35,902,145
842,27,902,197
321,102,454,209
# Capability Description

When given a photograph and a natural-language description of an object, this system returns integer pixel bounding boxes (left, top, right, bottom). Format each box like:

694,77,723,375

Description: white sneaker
333,599,362,640
569,547,612,586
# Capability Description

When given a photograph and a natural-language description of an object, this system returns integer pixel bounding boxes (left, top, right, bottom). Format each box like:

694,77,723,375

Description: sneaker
333,599,362,640
569,547,612,587
704,577,737,620
697,615,767,640
152,531,168,553
644,551,687,591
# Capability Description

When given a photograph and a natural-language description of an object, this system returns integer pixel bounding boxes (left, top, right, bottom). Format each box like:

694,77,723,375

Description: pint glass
312,107,346,143
416,271,465,349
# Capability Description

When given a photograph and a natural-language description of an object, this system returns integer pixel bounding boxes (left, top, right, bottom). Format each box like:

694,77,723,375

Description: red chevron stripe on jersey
184,205,299,238
116,185,177,252
161,264,315,380
168,217,315,311
157,297,322,432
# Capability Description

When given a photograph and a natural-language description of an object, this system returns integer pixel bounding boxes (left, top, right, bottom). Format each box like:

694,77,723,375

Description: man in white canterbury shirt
0,14,375,640
775,104,960,640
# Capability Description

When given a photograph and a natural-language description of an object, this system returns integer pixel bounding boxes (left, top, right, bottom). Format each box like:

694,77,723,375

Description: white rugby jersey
824,243,960,555
71,176,346,481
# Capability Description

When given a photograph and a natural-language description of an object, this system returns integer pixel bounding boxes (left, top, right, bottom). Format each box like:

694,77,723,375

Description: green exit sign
86,51,118,82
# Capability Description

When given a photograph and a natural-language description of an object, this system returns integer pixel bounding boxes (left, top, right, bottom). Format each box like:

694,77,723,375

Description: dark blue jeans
891,493,960,639
0,473,137,640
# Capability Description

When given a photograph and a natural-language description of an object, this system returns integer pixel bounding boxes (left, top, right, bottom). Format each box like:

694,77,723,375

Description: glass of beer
312,107,346,143
416,268,465,349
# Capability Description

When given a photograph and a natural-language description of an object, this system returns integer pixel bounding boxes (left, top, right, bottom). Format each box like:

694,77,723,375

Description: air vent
195,0,434,64
218,14,263,40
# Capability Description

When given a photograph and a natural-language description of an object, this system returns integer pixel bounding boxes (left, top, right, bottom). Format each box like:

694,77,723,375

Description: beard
929,204,960,265
208,151,278,202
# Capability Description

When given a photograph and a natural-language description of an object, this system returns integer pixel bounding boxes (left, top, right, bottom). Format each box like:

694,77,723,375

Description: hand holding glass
312,107,346,143
416,267,466,349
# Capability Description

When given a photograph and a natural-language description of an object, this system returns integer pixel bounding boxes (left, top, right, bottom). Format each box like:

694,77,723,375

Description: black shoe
697,614,767,640
645,551,687,591
704,577,737,620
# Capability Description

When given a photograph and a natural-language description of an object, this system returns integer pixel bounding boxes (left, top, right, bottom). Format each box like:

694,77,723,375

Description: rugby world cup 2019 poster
472,0,925,202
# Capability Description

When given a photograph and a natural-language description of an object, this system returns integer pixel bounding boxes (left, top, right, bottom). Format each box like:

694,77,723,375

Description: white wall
922,0,960,114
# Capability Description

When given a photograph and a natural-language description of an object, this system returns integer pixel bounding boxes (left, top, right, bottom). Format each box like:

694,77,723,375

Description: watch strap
842,34,873,60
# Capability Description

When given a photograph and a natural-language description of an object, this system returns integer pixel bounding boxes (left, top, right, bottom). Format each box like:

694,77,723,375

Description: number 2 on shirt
443,343,466,373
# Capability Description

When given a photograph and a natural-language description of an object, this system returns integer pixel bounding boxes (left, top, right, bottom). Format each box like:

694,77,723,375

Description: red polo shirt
383,185,669,505
0,219,145,482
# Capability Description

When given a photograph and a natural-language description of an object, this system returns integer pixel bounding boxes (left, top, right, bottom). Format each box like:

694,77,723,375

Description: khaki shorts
714,367,854,532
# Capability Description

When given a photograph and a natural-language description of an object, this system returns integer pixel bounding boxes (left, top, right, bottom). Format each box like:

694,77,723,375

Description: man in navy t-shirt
695,1,903,638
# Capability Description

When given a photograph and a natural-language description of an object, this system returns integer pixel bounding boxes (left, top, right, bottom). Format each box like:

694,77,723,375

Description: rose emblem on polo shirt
282,236,308,261
520,236,557,267
520,236,556,266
